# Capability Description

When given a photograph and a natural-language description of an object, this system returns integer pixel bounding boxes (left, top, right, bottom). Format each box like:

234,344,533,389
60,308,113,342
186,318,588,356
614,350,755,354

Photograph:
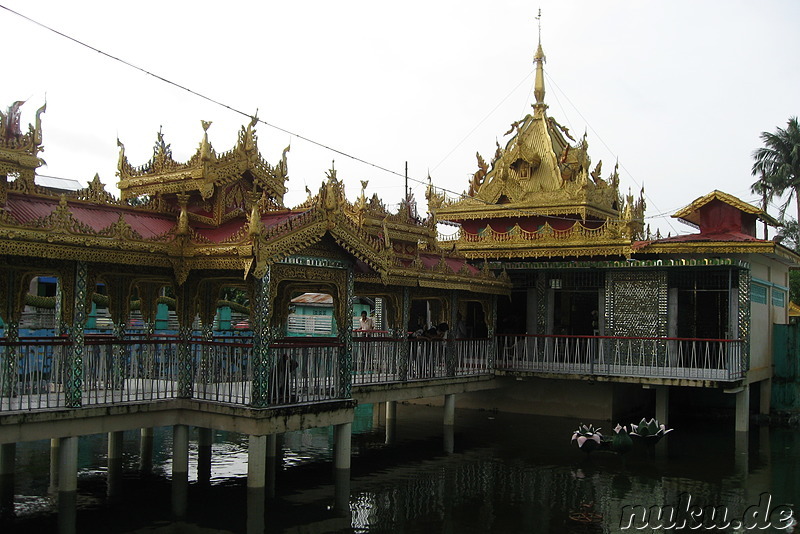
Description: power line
1,4,684,230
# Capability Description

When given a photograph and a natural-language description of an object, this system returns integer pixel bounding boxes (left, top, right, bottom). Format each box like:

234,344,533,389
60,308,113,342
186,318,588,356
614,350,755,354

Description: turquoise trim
752,277,789,292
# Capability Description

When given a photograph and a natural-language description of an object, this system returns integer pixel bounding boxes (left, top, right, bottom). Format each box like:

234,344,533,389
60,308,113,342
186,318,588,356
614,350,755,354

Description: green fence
772,323,800,412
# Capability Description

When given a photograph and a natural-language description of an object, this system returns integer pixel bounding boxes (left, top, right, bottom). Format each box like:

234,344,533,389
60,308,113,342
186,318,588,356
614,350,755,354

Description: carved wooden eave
117,121,288,206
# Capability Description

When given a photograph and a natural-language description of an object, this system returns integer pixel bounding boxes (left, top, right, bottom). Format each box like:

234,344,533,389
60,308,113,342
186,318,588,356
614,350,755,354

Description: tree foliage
750,117,800,224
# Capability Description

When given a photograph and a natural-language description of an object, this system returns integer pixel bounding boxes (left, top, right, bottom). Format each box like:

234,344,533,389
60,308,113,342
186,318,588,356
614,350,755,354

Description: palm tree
751,117,800,226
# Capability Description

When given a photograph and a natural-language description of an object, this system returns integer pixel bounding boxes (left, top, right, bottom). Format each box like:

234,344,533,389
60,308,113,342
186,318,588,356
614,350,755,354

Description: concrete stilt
759,379,772,416
246,488,266,534
444,394,456,454
334,422,352,471
443,394,456,426
655,387,669,426
385,401,397,444
107,431,124,498
198,427,213,485
172,425,189,518
48,438,60,494
247,435,268,489
735,385,750,433
333,465,351,516
0,443,16,517
57,436,79,534
139,427,154,475
58,437,78,493
266,434,277,498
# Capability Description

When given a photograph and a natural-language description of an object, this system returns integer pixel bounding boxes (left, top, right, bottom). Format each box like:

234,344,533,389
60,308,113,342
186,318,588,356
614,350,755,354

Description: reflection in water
0,404,797,533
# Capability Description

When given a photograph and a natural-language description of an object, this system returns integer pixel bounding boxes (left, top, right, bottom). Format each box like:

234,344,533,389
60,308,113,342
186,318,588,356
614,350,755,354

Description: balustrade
0,332,745,413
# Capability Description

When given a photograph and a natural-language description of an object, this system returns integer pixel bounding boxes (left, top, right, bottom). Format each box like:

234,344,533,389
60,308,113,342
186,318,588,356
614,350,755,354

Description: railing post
66,261,87,408
250,268,272,408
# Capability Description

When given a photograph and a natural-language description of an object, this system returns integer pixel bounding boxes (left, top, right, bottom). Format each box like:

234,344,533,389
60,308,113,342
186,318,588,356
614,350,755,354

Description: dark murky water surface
1,404,799,533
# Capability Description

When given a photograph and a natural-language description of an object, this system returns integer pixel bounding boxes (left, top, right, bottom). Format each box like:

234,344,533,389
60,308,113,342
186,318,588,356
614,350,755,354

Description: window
772,288,786,308
751,283,768,305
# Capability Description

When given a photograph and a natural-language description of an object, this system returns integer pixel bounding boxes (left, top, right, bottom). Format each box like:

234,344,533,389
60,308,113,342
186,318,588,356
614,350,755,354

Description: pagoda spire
533,9,547,114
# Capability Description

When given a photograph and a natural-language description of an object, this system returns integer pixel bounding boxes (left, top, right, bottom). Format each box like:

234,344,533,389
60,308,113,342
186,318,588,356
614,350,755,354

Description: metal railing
496,334,744,381
455,338,492,375
352,336,402,385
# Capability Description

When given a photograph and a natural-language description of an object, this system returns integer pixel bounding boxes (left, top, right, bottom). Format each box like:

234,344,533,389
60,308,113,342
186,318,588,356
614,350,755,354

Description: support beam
735,384,750,433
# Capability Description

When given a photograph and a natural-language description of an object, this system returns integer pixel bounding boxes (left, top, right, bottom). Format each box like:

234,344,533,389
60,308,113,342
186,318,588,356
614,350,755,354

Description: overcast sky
2,0,798,237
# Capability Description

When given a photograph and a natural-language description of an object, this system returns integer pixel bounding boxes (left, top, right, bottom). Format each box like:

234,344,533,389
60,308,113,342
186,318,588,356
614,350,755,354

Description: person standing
359,310,375,331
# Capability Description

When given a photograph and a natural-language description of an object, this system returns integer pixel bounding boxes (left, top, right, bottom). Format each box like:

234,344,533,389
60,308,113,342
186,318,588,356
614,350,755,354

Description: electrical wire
0,3,700,231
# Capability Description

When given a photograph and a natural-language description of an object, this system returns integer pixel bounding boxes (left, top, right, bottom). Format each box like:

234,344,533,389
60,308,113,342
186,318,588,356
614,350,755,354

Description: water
1,404,799,533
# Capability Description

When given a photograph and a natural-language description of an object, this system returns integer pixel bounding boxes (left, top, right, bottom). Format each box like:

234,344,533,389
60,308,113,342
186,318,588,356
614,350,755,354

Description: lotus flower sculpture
630,418,673,444
571,424,604,453
610,424,633,455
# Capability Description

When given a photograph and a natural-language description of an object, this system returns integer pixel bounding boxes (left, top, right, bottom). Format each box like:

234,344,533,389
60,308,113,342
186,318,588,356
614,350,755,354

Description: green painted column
175,285,194,399
487,295,498,370
338,269,354,398
399,287,411,381
1,321,18,400
446,290,458,377
66,261,88,408
250,269,272,408
0,443,15,516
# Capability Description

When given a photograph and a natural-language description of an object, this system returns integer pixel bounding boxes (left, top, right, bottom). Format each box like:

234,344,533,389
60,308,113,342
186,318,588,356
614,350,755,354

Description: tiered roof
434,38,645,260
0,103,508,294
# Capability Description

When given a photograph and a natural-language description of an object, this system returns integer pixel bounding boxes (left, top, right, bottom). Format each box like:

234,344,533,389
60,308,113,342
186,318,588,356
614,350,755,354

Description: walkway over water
0,332,745,419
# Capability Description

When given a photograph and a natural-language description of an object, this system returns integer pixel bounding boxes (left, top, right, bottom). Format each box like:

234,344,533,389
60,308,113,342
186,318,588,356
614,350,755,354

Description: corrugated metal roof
291,292,333,305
